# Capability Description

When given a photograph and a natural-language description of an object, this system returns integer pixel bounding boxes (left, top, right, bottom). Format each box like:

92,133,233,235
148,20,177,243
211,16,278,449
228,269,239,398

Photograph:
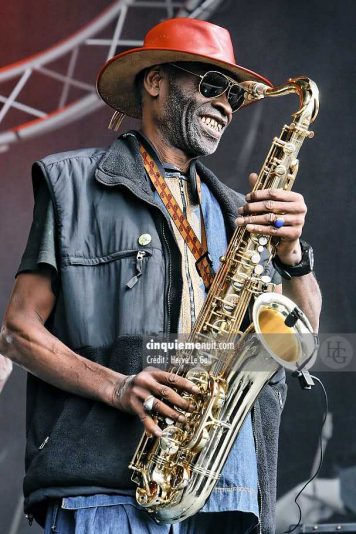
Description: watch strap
272,240,314,280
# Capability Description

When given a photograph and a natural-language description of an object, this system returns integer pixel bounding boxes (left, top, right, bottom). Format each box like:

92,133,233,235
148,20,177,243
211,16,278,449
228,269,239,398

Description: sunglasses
170,63,246,112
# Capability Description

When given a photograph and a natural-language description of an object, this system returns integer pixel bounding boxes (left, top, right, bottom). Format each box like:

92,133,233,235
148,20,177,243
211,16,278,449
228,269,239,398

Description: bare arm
0,270,121,404
274,273,321,332
0,270,198,436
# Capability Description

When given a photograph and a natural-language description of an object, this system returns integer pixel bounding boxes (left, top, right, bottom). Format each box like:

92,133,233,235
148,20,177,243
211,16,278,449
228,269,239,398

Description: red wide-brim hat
97,18,272,119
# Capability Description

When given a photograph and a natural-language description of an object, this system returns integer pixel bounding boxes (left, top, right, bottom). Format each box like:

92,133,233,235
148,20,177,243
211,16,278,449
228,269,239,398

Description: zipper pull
25,513,34,526
126,250,146,289
38,436,49,450
277,389,284,409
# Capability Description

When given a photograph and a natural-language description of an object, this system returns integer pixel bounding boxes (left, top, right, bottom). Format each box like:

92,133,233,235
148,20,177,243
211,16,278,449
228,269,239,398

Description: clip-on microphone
284,307,316,390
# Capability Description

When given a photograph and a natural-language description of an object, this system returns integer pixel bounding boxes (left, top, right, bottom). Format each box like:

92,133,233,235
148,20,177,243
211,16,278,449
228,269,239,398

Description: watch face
301,240,314,272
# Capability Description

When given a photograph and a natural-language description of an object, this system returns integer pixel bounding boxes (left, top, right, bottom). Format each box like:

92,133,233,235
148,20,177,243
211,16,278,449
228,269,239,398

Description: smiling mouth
200,115,224,134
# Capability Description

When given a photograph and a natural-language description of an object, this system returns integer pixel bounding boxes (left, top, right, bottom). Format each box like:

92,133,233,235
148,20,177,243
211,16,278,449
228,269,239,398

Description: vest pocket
65,248,153,266
65,249,153,290
60,247,164,344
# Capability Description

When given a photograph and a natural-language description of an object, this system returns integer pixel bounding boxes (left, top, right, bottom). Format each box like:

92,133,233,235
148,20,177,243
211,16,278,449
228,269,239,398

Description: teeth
201,116,223,132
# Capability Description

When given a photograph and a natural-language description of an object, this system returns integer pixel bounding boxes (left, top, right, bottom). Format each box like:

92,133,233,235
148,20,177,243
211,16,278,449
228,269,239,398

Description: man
0,18,321,534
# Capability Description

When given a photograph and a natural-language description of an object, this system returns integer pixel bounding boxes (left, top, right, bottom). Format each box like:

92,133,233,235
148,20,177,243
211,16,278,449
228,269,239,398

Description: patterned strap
140,145,214,290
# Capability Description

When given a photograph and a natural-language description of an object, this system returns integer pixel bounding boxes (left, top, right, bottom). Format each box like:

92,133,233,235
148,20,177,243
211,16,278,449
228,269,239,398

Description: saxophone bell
251,292,317,372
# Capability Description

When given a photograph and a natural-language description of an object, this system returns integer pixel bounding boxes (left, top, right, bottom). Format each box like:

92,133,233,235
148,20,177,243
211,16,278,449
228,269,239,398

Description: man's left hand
236,172,307,266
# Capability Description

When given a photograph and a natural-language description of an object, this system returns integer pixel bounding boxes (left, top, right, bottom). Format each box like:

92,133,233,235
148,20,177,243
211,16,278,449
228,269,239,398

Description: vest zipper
276,388,284,410
162,222,171,333
252,409,263,534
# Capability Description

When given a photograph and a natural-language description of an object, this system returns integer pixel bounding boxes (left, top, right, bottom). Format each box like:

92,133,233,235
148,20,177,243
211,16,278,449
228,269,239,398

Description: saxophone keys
231,279,244,292
254,264,264,275
212,319,229,335
186,368,209,393
136,481,161,507
213,386,226,409
261,275,271,284
275,164,287,177
170,464,190,490
290,159,299,174
283,142,295,155
160,426,184,455
222,295,239,313
251,252,261,264
191,428,210,453
165,417,174,425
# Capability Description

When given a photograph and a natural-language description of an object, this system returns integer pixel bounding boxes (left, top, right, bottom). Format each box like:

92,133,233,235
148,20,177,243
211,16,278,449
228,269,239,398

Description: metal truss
0,0,225,152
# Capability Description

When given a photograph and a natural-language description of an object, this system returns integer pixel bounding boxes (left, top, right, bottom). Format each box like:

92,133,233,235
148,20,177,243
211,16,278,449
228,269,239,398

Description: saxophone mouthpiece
240,81,269,103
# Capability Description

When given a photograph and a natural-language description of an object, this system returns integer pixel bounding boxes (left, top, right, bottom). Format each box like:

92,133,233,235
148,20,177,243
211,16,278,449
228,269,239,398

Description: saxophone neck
241,77,319,126
267,77,319,125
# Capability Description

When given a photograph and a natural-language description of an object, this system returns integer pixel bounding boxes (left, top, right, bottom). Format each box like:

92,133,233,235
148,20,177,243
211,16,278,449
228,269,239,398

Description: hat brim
97,48,272,119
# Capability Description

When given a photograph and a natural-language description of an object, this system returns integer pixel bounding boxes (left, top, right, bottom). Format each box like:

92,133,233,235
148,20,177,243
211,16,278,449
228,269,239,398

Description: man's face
154,63,234,158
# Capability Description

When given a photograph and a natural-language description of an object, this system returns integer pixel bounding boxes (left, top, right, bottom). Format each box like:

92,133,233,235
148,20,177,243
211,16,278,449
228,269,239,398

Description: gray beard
157,78,222,159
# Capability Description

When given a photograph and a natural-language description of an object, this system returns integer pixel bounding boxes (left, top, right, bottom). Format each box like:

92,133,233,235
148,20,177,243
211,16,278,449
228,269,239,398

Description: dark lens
228,85,245,111
200,72,228,98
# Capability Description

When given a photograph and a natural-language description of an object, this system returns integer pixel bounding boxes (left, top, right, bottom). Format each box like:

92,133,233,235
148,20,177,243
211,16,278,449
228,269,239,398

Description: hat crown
96,17,271,118
143,18,237,65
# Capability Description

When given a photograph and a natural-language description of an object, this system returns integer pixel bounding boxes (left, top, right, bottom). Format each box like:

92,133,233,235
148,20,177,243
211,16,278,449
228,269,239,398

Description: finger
152,369,201,395
150,382,196,413
236,213,304,227
148,397,187,423
245,224,302,241
132,373,194,414
134,386,189,421
238,200,306,216
248,172,258,190
138,368,199,403
245,189,305,204
131,396,163,437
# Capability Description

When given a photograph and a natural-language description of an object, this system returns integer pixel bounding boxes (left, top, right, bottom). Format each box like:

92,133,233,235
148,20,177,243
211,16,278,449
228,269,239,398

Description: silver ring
143,395,156,414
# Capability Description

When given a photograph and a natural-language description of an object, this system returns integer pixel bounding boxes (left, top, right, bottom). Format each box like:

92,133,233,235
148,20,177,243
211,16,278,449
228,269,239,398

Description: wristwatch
272,239,314,280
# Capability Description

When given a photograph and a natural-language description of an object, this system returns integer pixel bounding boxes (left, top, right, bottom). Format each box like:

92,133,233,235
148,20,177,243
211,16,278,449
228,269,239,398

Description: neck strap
140,144,214,290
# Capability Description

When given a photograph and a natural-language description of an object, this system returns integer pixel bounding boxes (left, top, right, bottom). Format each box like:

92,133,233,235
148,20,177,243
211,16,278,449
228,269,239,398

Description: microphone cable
283,374,328,534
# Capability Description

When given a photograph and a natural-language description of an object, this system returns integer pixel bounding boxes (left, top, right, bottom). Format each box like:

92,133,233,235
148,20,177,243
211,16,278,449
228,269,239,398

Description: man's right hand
112,367,200,437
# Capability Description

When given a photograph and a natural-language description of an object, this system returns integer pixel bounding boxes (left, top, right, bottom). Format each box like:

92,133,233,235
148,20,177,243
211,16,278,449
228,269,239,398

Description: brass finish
129,77,319,523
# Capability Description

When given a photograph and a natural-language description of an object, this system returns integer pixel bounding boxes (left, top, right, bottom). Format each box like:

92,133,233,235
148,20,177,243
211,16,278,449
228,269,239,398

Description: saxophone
129,77,319,523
